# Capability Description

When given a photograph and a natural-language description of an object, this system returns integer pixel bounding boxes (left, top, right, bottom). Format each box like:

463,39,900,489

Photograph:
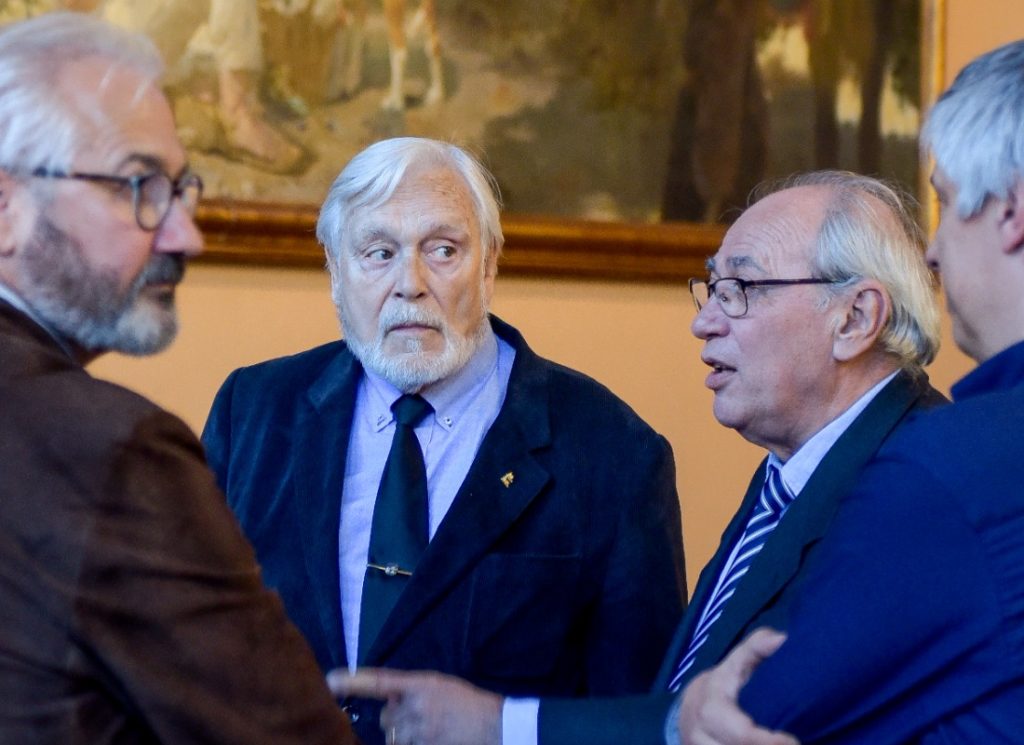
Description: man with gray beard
202,137,688,745
0,12,357,745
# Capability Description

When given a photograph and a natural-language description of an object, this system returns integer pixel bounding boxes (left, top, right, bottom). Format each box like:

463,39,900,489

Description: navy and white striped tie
667,463,795,692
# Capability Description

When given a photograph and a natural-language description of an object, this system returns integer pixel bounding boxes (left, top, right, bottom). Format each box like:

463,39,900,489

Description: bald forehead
709,185,833,276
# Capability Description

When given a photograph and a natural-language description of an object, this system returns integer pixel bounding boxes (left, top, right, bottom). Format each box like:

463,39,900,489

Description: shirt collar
769,371,898,496
951,339,1024,402
0,282,77,360
362,324,499,433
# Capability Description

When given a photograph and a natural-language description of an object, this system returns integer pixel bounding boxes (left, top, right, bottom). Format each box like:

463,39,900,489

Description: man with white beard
202,136,688,745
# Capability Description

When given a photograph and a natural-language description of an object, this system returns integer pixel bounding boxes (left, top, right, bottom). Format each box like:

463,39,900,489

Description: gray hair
0,12,163,175
922,39,1024,218
316,137,504,264
758,171,940,368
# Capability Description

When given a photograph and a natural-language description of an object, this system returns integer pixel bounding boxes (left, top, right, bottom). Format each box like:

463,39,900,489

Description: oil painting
0,0,939,279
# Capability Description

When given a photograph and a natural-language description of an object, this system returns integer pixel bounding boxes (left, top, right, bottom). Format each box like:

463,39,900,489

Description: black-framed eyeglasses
31,168,203,231
688,276,839,318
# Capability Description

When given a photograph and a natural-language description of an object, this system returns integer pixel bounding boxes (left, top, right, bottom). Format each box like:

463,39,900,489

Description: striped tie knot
759,464,794,516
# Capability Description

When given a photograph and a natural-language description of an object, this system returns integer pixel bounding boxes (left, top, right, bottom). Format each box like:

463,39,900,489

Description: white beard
336,292,490,393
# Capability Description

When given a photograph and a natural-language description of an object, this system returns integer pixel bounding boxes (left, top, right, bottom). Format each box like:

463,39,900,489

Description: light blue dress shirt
339,326,515,668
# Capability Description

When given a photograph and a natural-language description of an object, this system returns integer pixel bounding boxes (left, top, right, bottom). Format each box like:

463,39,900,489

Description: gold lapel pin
500,471,515,488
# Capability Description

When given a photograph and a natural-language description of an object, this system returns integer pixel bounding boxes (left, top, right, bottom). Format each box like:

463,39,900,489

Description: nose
153,200,204,258
691,298,728,340
394,250,428,299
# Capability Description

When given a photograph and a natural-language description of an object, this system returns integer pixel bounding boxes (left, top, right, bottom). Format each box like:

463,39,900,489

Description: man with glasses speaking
0,13,357,743
334,169,947,745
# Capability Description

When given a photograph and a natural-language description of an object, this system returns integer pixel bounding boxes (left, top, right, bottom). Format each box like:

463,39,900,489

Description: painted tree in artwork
662,0,920,223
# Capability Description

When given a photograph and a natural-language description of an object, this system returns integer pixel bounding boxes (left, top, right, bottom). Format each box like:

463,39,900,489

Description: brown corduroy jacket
0,300,357,745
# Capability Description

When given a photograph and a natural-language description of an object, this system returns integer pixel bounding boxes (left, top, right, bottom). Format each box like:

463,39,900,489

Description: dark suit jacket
742,342,1024,743
538,370,946,745
0,301,355,744
202,315,687,745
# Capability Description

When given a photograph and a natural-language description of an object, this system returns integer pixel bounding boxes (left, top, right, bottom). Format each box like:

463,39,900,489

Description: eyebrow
351,222,470,246
420,221,470,240
351,227,396,246
114,153,188,179
706,255,766,276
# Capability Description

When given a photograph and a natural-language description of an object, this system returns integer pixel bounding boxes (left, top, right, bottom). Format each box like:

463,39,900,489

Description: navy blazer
538,369,946,745
202,316,686,745
742,343,1024,742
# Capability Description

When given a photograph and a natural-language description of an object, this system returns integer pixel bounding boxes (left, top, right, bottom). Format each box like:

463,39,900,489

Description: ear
997,180,1024,255
0,169,20,258
482,243,499,299
832,280,890,363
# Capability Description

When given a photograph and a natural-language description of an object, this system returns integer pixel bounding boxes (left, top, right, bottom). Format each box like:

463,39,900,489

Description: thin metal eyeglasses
688,276,839,318
31,168,204,231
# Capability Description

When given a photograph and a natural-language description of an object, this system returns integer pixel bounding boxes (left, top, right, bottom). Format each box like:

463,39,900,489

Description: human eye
714,279,740,304
358,243,395,265
139,171,171,202
426,242,459,262
119,162,156,186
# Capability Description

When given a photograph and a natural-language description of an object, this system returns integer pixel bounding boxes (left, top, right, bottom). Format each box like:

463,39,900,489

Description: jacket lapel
653,465,766,688
294,348,362,669
688,371,939,680
364,318,553,663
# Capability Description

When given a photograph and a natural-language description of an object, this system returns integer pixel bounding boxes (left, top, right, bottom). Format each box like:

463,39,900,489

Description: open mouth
703,357,736,389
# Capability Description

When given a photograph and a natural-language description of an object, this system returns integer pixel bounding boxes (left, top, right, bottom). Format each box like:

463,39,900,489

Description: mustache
140,253,187,286
379,303,446,334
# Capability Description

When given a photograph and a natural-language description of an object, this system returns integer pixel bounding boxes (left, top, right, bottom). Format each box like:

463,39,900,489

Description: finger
746,728,800,745
741,628,788,658
382,704,422,745
724,628,787,686
379,702,397,731
327,668,412,699
700,704,800,745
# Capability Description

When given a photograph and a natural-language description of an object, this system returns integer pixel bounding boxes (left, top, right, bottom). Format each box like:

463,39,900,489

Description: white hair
316,137,504,265
921,39,1024,218
0,12,163,175
758,171,941,368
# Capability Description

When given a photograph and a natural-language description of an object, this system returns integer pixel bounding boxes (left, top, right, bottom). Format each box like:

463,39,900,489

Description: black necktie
358,394,433,662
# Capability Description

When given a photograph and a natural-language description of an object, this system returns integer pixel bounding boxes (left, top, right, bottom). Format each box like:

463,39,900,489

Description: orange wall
89,0,1004,590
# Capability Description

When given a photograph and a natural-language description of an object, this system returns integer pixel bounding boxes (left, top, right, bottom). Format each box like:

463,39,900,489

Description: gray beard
21,216,183,357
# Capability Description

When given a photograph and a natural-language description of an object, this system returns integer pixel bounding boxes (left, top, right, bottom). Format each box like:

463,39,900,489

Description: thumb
730,628,787,686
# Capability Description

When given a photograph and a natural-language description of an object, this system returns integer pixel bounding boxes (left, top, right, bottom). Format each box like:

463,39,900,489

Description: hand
678,628,799,745
327,668,502,745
